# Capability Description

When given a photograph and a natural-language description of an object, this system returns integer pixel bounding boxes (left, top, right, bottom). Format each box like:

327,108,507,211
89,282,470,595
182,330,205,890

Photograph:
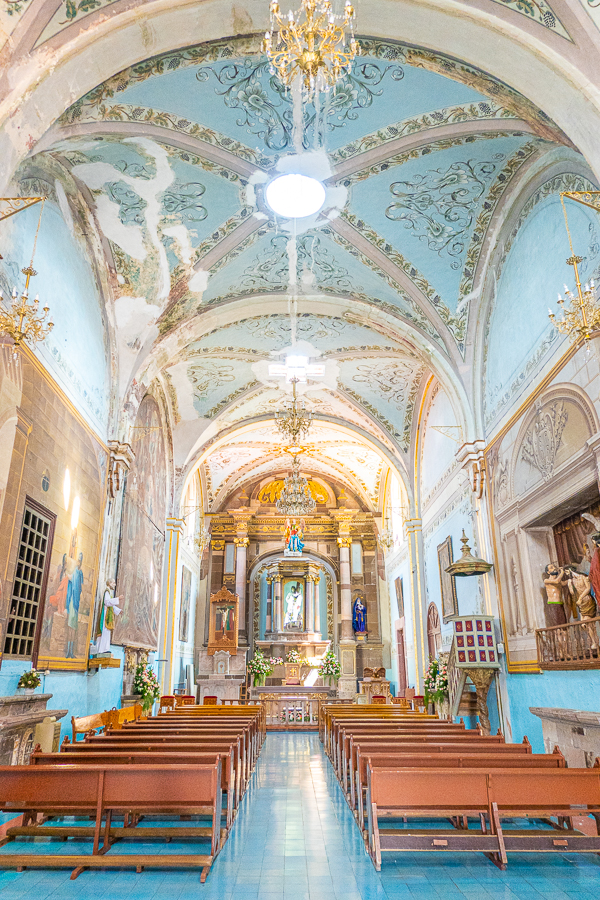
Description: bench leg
70,866,86,880
200,865,211,883
488,802,508,870
371,803,382,872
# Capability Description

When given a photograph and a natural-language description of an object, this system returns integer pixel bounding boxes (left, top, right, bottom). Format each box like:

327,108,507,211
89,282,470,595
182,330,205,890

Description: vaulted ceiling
2,3,600,512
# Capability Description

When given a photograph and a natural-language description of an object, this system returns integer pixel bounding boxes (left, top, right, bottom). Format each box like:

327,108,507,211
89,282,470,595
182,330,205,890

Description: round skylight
265,173,326,219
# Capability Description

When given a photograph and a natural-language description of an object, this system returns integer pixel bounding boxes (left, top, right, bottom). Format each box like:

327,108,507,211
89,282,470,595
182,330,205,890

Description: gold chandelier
276,454,317,516
549,192,600,343
0,198,53,354
274,377,313,443
263,0,359,94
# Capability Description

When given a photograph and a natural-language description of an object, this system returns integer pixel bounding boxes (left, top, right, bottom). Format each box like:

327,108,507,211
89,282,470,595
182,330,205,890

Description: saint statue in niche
284,580,304,630
353,596,366,633
284,518,304,554
215,604,235,636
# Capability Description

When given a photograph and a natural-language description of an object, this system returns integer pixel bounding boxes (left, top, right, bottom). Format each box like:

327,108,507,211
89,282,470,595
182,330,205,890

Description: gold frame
207,586,239,656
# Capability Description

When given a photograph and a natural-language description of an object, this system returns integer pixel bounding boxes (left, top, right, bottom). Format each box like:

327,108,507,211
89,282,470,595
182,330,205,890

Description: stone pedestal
196,647,248,704
530,707,600,767
337,639,357,699
0,693,68,765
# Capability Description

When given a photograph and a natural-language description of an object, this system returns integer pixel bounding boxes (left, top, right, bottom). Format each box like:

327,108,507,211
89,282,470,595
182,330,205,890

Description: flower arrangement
246,649,274,686
270,657,284,667
319,650,341,682
286,648,302,664
423,657,448,705
133,663,161,714
18,669,41,691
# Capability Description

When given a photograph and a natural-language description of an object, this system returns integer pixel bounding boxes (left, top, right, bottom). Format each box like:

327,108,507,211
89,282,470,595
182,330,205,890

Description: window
4,501,54,660
351,542,363,575
224,543,235,574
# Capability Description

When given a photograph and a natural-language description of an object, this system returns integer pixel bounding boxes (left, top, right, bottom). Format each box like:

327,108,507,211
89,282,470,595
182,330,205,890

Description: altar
249,685,336,729
256,556,327,659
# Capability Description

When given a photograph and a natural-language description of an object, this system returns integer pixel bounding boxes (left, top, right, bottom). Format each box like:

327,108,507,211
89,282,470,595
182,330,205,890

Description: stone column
313,574,321,636
305,575,314,633
266,576,273,633
160,517,184,694
273,576,283,633
228,507,252,646
405,518,427,695
337,537,353,640
234,536,249,645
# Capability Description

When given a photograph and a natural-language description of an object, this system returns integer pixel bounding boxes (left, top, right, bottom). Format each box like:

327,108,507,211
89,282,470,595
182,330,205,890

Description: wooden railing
257,693,323,728
536,616,600,670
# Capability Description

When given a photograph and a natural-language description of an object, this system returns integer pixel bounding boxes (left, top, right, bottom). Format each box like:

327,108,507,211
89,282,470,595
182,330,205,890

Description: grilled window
4,505,52,658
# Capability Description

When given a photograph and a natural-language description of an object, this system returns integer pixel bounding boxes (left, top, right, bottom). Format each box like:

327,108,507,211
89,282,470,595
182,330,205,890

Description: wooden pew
31,747,238,828
335,729,509,783
0,762,222,882
321,706,436,748
110,724,257,773
71,705,142,742
352,748,566,832
62,736,247,808
332,721,471,773
366,764,600,870
123,716,263,762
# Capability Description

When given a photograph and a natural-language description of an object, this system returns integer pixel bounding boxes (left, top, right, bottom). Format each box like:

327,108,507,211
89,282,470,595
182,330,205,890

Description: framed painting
179,565,192,643
394,576,404,618
437,535,458,621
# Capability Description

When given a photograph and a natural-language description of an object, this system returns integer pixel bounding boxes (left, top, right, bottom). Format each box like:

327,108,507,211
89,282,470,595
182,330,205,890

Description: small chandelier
263,0,359,95
275,377,313,443
0,199,53,355
276,455,316,516
378,524,395,552
549,192,600,343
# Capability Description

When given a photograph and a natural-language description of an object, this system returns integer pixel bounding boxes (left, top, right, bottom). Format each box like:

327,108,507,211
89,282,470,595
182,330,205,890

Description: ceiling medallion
0,198,53,357
263,0,359,96
549,192,600,344
274,377,313,443
276,454,317,516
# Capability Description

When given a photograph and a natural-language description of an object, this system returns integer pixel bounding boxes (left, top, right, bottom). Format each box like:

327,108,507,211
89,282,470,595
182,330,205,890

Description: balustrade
257,692,323,728
536,616,600,670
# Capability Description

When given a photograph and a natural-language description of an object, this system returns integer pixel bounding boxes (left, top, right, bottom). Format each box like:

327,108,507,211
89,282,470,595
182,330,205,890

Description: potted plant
246,649,273,687
423,657,449,718
17,669,41,694
319,650,341,687
132,663,161,716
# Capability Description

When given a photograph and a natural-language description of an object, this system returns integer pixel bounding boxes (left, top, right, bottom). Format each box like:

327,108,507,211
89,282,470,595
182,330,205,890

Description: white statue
93,579,122,654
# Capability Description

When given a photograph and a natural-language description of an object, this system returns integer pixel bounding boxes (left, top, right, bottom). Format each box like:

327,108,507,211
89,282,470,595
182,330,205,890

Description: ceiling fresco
4,20,593,502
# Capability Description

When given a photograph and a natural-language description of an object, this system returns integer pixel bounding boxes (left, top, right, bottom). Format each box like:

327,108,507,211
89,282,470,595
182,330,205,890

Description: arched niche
248,550,338,649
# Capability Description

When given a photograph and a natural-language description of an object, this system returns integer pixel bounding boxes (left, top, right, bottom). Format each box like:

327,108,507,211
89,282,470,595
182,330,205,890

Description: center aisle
207,733,600,900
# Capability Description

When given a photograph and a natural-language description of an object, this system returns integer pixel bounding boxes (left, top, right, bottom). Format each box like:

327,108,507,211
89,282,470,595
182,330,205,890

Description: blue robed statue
353,596,366,633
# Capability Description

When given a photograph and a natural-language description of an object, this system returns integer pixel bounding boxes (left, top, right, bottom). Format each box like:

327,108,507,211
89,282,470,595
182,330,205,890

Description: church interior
1,0,600,897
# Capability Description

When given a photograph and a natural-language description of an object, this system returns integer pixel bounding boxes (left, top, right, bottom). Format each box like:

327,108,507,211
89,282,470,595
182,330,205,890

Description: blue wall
504,667,600,753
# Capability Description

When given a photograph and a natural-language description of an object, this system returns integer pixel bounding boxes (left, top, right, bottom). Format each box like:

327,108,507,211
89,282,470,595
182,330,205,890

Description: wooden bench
332,721,472,772
352,749,566,831
31,747,238,828
71,705,142,742
325,712,444,756
62,735,248,808
0,763,222,882
366,764,600,870
112,723,257,773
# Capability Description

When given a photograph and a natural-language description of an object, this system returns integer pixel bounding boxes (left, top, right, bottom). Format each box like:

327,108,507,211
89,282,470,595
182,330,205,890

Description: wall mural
114,394,167,649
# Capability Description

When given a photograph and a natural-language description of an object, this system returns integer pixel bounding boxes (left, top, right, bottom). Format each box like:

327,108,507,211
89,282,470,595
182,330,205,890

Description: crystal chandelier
276,454,317,516
549,192,600,343
0,199,53,355
263,0,359,95
274,377,313,443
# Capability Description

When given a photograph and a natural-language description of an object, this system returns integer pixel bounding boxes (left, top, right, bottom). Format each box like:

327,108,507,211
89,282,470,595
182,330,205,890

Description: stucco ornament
521,401,568,482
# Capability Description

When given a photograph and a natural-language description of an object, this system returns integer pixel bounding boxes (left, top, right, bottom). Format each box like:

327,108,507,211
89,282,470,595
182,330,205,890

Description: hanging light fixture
0,199,53,356
274,377,313,443
276,454,317,516
549,192,600,344
263,0,359,96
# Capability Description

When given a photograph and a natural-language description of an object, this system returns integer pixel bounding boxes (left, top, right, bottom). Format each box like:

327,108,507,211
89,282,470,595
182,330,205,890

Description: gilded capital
337,536,352,548
234,536,250,547
211,539,225,551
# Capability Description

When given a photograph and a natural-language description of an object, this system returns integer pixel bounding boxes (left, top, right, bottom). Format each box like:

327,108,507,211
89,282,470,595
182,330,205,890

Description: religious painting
207,586,238,655
179,565,192,643
283,578,304,631
394,576,404,618
437,535,458,622
114,394,167,649
0,353,106,671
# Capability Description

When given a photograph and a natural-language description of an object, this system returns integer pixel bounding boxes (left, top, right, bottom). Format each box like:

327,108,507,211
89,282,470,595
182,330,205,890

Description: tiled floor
0,733,599,899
